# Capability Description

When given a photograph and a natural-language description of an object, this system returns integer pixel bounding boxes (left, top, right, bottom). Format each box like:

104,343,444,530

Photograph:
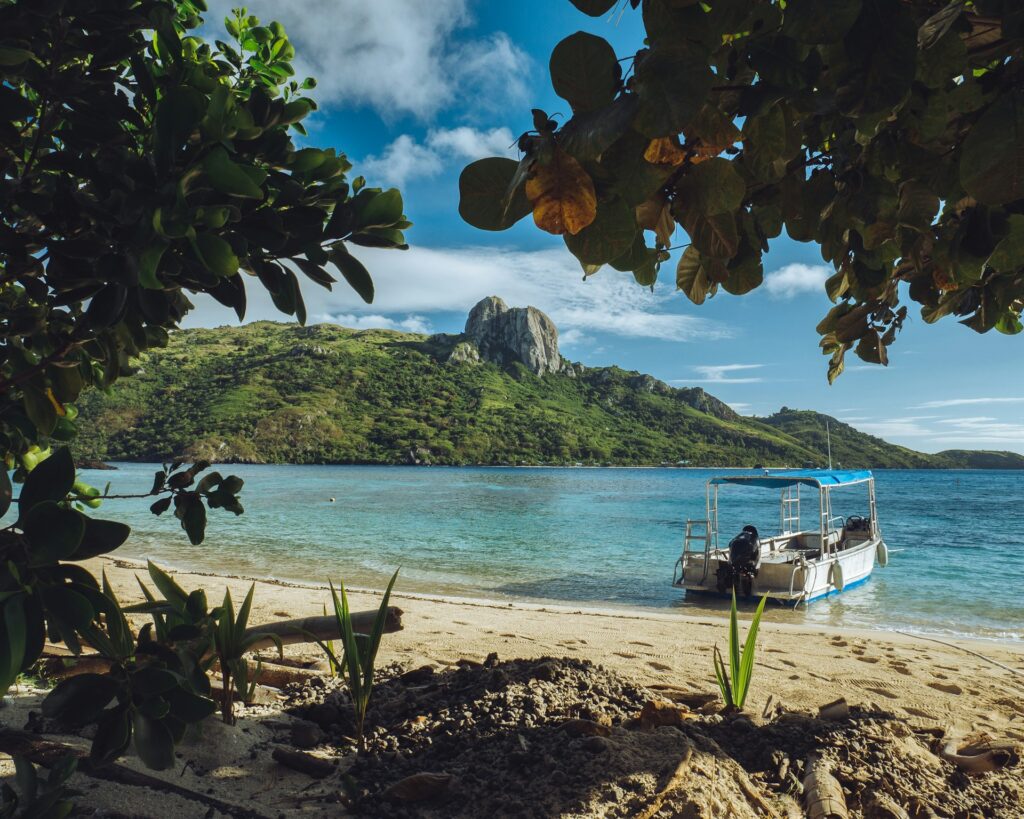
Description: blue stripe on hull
680,572,873,604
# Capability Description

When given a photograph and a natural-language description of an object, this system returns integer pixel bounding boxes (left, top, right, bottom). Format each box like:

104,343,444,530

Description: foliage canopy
0,0,408,768
459,0,1024,380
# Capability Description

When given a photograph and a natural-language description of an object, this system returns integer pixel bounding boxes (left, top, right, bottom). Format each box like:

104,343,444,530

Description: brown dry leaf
636,195,675,247
644,137,688,166
525,148,597,235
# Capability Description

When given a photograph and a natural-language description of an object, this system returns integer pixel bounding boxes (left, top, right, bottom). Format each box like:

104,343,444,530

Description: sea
83,464,1024,642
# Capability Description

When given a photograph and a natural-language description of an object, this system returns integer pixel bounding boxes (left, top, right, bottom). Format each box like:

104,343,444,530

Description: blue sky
192,1,1023,453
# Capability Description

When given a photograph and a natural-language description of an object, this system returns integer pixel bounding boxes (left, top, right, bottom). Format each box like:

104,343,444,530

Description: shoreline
82,461,1024,471
105,554,1023,647
88,556,1024,737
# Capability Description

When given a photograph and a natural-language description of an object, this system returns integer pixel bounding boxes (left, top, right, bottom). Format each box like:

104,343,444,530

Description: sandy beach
3,556,1023,817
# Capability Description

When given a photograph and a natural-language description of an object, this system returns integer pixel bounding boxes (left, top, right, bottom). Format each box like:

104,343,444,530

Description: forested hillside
72,323,1024,469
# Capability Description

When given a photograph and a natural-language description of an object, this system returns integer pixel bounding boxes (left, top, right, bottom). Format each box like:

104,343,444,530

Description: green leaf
23,502,85,564
458,158,533,231
564,197,637,265
42,586,95,630
682,210,739,260
356,189,403,229
147,561,189,611
202,147,265,200
0,46,35,65
164,687,217,723
569,0,616,15
782,0,862,43
834,0,917,119
633,44,714,137
91,706,132,766
19,448,75,517
153,86,205,164
1,595,27,691
550,32,619,113
676,158,745,216
24,388,57,437
195,234,240,277
736,594,768,707
988,215,1024,272
13,756,37,805
0,468,11,518
132,712,175,770
960,89,1024,206
602,130,673,207
43,674,120,723
330,248,374,304
71,517,131,561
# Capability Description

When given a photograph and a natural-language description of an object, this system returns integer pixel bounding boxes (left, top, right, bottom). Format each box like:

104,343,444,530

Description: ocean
84,464,1024,641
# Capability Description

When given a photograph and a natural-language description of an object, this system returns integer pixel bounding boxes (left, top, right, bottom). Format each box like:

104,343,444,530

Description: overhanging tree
0,0,409,762
459,0,1023,381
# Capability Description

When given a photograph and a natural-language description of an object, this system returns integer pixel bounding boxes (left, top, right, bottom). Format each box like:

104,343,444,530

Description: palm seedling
213,583,281,724
314,570,398,752
713,589,768,711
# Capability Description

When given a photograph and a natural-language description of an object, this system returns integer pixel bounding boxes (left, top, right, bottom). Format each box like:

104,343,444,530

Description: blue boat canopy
709,469,873,489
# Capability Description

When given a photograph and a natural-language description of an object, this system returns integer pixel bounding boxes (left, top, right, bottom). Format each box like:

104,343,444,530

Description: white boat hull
676,536,881,604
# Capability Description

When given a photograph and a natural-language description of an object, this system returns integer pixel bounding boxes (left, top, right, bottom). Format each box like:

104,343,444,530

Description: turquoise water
85,465,1024,641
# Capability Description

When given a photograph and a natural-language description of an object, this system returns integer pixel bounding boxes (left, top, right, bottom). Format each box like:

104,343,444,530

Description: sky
190,0,1024,454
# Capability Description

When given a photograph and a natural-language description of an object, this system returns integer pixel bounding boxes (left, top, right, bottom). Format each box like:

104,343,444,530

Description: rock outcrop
462,296,562,376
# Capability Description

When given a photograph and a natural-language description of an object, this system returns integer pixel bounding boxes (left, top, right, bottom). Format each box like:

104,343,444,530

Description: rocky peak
463,296,562,376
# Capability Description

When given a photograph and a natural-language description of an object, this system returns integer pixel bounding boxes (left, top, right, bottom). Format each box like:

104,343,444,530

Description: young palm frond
712,589,768,710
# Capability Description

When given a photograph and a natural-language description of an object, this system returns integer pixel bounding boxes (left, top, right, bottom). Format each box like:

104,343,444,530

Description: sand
3,555,1023,817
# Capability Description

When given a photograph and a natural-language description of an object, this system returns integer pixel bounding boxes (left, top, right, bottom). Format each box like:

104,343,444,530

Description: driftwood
271,748,334,779
0,729,271,819
940,732,1020,774
817,698,850,721
37,606,403,680
803,756,849,819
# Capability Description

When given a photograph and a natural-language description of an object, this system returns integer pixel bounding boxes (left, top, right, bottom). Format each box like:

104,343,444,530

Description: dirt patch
282,656,1023,818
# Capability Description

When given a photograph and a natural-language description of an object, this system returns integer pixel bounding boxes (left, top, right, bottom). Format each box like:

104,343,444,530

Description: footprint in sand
831,638,849,647
889,662,913,676
614,651,639,659
647,661,672,671
856,656,880,664
903,706,937,719
630,641,654,648
780,659,797,668
788,674,800,680
866,686,900,700
929,681,964,695
500,633,518,638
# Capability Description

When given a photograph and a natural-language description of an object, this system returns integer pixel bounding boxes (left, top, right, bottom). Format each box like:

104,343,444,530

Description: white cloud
558,328,592,348
318,313,433,334
763,263,830,299
911,397,1024,409
681,364,765,384
184,245,729,344
361,127,517,187
726,402,753,414
202,1,530,120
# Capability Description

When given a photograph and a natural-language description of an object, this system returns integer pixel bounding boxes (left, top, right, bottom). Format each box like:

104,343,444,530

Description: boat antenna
826,419,833,470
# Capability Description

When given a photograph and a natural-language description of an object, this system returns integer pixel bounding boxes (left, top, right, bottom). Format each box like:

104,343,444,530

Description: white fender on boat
876,540,889,567
829,561,845,591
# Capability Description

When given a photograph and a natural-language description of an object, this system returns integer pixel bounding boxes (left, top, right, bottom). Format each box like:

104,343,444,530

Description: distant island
74,297,1024,470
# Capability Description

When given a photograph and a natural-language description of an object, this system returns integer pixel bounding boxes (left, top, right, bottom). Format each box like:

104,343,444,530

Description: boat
672,469,889,604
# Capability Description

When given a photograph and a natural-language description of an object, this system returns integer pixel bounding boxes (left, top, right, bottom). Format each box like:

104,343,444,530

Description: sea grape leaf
550,32,620,113
526,149,598,236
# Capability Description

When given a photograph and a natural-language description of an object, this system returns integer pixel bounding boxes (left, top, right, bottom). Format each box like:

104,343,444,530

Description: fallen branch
803,756,848,819
940,732,1020,774
0,730,271,819
37,606,403,679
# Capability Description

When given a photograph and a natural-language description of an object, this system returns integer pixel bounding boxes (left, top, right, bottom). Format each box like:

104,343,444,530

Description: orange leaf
643,137,688,167
525,148,597,235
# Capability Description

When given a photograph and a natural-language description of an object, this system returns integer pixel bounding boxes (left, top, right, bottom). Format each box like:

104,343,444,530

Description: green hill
71,322,1023,469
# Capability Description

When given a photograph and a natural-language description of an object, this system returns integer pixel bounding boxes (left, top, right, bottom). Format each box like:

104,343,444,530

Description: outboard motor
716,525,761,597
